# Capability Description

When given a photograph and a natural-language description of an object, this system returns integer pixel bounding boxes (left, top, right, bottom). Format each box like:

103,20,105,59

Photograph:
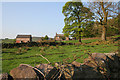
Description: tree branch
105,2,112,9
36,54,51,64
106,9,118,14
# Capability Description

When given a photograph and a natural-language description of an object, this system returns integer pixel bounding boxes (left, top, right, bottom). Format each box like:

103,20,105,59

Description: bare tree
87,0,118,40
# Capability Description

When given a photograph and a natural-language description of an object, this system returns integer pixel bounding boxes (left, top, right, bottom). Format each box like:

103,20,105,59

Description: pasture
2,36,119,73
2,39,15,43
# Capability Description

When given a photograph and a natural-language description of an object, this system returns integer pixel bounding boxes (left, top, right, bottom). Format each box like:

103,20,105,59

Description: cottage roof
56,34,64,37
32,37,42,41
16,35,32,38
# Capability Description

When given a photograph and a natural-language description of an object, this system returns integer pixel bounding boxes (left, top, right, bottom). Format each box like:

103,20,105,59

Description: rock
36,64,53,75
54,62,59,67
63,64,74,80
0,73,13,80
84,53,120,79
71,61,82,67
38,63,66,80
84,58,91,63
10,64,39,80
84,53,116,69
45,67,60,80
104,53,116,59
0,73,8,80
91,53,116,62
105,55,120,78
36,64,63,79
91,53,106,60
73,65,103,79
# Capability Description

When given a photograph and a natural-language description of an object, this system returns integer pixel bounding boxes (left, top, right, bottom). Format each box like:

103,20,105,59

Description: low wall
2,41,67,48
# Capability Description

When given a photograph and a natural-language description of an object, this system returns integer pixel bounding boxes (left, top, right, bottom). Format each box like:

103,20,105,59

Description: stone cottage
55,33,69,41
16,35,32,43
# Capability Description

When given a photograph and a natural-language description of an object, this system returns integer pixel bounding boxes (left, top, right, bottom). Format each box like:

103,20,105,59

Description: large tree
87,1,118,41
62,1,93,42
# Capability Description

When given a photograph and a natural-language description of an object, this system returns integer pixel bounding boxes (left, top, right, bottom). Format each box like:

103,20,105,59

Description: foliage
87,1,118,40
2,39,16,43
107,14,119,30
62,1,119,39
40,37,43,40
44,35,49,40
106,14,119,36
59,36,66,40
85,20,119,38
62,1,93,42
82,21,96,37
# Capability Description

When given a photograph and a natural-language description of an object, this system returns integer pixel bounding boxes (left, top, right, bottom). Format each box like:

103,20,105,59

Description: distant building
32,37,54,42
32,37,43,42
55,33,69,41
16,35,32,43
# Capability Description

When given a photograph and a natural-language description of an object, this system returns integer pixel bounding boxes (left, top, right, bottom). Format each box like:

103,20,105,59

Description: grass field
2,39,15,43
2,36,119,73
62,38,99,43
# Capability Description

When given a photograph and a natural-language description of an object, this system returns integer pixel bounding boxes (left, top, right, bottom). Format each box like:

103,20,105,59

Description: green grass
2,39,15,43
2,37,119,73
59,39,99,43
111,35,120,38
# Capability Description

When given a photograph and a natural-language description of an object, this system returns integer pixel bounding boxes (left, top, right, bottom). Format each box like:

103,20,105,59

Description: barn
16,35,32,43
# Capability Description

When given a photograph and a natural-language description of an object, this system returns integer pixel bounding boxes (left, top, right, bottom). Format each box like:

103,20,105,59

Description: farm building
55,33,69,41
32,37,43,42
16,35,32,43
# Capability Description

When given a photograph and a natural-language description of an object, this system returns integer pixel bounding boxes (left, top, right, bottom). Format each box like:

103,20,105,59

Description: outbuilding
16,35,32,43
55,33,69,41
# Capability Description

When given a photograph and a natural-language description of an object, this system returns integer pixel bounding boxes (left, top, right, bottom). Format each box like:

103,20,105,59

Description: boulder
10,64,40,80
0,73,13,80
73,65,103,79
85,53,117,68
71,61,83,67
35,64,53,75
36,63,66,80
63,64,74,80
90,53,106,60
105,55,120,78
45,67,61,80
0,73,8,80
91,53,116,60
71,60,103,79
104,53,116,60
84,53,120,79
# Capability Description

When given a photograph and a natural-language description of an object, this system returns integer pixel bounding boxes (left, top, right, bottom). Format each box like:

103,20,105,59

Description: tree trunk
101,2,108,41
78,16,82,43
78,30,82,43
101,25,106,41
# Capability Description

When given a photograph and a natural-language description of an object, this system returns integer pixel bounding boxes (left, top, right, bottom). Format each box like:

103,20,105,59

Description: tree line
62,0,119,42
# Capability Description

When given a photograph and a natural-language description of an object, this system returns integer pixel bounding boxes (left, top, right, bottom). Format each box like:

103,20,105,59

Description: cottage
55,33,69,41
16,35,32,43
